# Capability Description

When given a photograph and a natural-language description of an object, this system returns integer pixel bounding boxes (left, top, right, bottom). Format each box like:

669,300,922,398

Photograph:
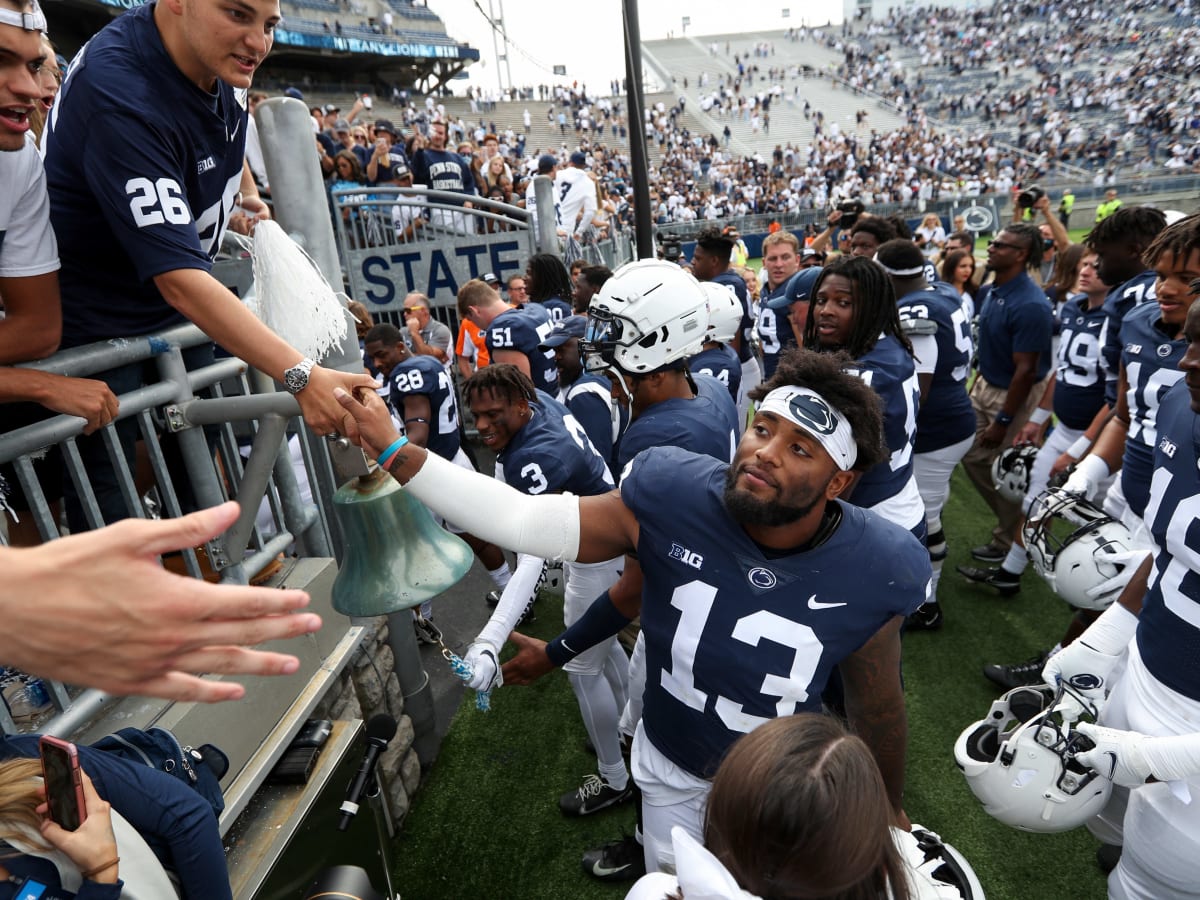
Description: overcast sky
426,0,844,94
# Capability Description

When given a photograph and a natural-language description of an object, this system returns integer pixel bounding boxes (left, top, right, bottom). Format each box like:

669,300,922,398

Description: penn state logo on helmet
991,444,1038,506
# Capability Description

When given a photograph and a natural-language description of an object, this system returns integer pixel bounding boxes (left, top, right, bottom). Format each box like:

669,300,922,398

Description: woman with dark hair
803,256,923,538
524,253,574,321
625,714,913,900
1042,242,1086,309
940,249,979,318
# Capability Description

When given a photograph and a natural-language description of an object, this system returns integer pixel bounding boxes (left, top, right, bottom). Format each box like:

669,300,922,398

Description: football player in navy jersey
754,231,802,381
334,346,928,877
1061,216,1200,530
42,0,375,529
689,227,758,431
362,323,512,638
455,366,633,819
1052,207,1167,480
539,315,626,467
524,253,574,322
456,278,558,394
687,283,742,401
876,241,974,627
803,255,925,539
1041,293,1200,900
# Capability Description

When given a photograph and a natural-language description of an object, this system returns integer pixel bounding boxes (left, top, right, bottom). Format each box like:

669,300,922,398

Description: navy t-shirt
46,2,247,347
624,448,928,777
975,272,1054,388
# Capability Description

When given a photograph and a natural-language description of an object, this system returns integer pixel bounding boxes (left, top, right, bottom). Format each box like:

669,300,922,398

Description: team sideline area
395,469,1108,899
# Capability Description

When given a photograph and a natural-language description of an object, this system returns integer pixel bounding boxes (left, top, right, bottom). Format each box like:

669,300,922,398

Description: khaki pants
961,374,1051,551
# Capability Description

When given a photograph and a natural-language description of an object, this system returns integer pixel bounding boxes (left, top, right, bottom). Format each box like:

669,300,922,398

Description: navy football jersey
1119,302,1186,518
1137,382,1200,700
485,305,559,394
387,355,460,461
1100,270,1157,407
615,374,738,474
46,3,246,347
624,447,929,777
496,391,614,496
843,335,920,509
1052,294,1108,430
538,297,573,323
712,270,753,363
896,285,974,454
562,371,626,467
756,281,797,380
688,345,741,401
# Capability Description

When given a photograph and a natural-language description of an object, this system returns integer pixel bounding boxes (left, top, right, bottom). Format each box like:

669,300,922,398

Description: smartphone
39,736,86,831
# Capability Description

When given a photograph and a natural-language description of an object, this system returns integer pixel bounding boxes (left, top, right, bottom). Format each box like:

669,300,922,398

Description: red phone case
39,736,87,831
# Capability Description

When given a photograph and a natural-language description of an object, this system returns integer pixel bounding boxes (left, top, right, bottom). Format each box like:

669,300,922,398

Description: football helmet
954,683,1112,833
991,444,1039,505
582,259,708,375
1023,487,1145,610
894,825,985,900
701,282,743,345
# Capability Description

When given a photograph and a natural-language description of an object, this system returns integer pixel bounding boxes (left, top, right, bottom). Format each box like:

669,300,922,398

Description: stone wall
311,618,419,825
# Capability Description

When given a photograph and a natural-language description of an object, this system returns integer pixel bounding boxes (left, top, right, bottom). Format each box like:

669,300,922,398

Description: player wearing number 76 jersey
333,347,930,874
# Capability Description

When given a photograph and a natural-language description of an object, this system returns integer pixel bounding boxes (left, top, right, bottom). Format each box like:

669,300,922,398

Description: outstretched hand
499,631,555,686
1,502,322,702
296,366,378,438
333,385,402,459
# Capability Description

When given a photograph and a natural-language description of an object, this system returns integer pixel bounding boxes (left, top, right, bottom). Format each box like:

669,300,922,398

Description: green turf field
393,472,1109,900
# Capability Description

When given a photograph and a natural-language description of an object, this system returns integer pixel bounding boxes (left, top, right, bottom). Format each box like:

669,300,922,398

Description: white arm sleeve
403,450,581,562
909,333,938,376
476,553,545,649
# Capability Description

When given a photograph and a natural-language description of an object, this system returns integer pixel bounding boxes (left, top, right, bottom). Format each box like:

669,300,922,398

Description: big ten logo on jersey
669,542,704,569
358,237,524,307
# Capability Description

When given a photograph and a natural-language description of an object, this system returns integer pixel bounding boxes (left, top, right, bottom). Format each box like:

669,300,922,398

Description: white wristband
403,451,581,563
1079,601,1139,657
1029,407,1051,426
1067,436,1091,458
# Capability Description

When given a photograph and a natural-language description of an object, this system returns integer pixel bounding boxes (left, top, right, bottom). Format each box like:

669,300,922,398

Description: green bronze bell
331,467,473,615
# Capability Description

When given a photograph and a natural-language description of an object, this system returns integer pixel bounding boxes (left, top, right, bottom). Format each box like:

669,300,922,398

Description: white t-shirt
0,137,60,279
553,166,597,236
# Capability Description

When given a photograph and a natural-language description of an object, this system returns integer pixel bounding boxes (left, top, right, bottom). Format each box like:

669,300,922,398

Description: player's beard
722,466,828,528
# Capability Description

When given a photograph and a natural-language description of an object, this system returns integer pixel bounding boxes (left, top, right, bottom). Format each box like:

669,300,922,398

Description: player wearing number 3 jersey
333,347,930,874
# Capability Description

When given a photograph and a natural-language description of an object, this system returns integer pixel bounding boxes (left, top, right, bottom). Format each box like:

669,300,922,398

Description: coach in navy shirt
961,224,1053,562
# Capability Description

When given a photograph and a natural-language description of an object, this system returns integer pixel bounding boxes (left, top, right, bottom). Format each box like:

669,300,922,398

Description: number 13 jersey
622,447,929,778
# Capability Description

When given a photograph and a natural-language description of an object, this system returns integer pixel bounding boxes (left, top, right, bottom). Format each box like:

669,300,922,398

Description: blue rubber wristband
377,435,409,468
545,590,633,667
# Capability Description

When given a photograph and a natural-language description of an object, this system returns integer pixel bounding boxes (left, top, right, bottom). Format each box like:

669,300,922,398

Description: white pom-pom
249,220,348,361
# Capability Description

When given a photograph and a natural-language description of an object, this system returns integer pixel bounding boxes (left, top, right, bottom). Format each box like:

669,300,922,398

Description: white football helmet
701,281,742,344
954,684,1112,834
582,259,708,375
991,444,1039,505
1023,488,1144,610
894,825,985,900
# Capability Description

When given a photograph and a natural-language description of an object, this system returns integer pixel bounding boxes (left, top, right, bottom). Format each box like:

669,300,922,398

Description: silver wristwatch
283,357,316,394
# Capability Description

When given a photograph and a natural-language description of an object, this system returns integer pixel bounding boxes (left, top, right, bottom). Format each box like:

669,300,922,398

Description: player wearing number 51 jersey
458,278,558,394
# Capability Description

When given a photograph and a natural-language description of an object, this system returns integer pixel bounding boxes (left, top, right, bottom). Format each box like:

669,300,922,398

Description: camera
837,198,865,229
657,237,683,264
1017,185,1045,209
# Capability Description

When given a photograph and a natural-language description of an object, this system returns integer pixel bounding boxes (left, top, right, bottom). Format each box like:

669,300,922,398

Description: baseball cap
374,119,397,136
284,86,304,101
570,151,588,167
481,273,500,286
766,266,823,311
323,104,340,114
335,119,350,133
537,154,557,174
390,159,411,179
539,316,587,349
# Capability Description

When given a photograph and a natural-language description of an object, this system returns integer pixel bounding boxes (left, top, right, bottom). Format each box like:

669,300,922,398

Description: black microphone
338,714,397,831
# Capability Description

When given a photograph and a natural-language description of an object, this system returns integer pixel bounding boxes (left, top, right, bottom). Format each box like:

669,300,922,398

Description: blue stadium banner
273,28,479,60
351,235,530,309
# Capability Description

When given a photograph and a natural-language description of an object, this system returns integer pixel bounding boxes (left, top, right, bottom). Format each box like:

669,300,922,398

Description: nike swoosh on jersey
807,594,847,610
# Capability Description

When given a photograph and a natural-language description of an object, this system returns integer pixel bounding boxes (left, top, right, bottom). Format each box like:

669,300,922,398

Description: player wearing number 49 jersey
334,347,929,876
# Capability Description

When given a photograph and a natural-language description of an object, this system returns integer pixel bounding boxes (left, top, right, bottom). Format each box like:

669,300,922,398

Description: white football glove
463,641,503,693
1061,454,1109,501
1074,722,1154,787
1042,603,1138,705
1084,549,1152,603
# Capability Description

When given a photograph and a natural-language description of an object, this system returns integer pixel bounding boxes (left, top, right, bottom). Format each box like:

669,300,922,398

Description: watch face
285,365,310,392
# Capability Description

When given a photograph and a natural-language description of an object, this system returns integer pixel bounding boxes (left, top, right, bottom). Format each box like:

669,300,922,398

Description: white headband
758,385,858,470
671,827,762,900
0,0,45,31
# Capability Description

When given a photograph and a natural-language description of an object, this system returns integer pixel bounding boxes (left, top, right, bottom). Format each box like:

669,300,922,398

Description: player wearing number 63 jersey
803,255,925,538
332,347,929,874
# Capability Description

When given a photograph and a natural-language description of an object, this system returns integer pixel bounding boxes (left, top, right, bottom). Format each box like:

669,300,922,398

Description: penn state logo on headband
787,393,839,436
